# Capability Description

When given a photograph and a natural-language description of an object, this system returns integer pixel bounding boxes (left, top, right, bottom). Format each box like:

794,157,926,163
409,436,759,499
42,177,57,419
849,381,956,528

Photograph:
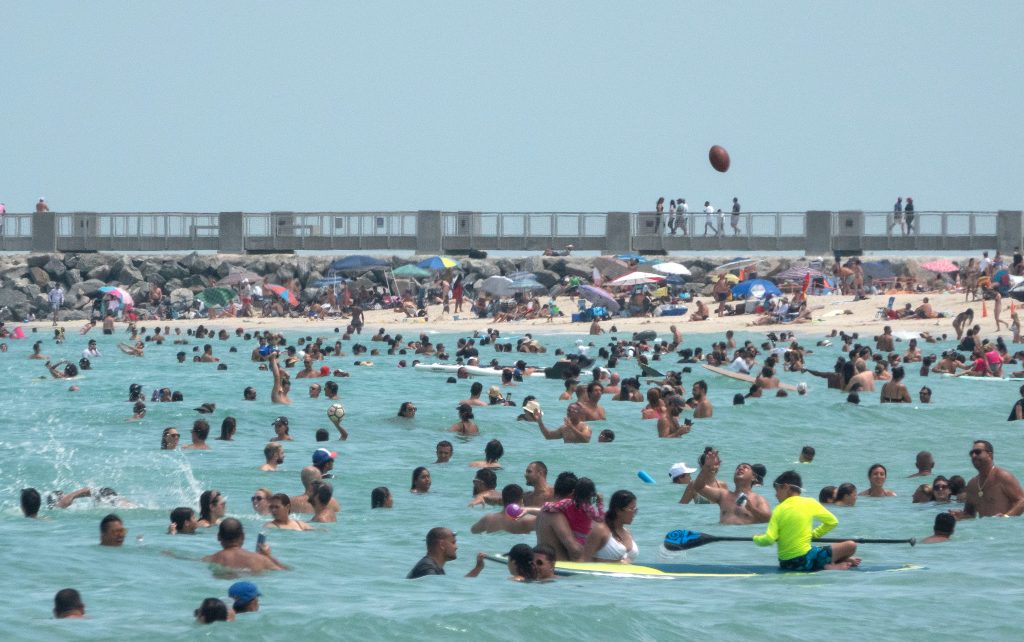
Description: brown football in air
709,145,730,173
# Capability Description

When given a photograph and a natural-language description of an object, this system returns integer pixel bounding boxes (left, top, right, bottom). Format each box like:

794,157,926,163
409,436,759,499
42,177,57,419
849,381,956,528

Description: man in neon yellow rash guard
753,470,861,571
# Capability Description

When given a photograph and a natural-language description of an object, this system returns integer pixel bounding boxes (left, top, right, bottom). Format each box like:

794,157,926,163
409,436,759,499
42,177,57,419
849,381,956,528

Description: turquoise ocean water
2,323,1023,640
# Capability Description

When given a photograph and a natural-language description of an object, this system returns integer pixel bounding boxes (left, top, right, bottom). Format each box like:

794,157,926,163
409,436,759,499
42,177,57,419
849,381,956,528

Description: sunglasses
969,448,991,456
251,496,266,502
933,484,949,490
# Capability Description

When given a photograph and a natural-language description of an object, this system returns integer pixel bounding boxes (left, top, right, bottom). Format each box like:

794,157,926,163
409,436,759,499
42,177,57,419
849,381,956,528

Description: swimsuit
542,498,604,545
595,530,639,563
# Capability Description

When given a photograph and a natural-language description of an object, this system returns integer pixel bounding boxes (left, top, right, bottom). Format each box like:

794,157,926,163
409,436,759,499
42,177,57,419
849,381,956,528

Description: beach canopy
265,284,299,306
653,261,692,276
920,259,959,274
714,257,759,273
329,255,390,271
195,287,237,308
313,276,350,287
393,264,431,278
98,286,133,306
417,256,460,271
480,275,515,296
776,265,826,281
217,270,262,286
731,278,782,299
578,284,621,312
608,271,666,287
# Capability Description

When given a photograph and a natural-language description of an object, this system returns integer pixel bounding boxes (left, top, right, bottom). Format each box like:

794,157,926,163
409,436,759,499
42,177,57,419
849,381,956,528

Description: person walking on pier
676,198,688,235
731,198,742,235
703,201,715,236
904,197,915,234
890,197,903,234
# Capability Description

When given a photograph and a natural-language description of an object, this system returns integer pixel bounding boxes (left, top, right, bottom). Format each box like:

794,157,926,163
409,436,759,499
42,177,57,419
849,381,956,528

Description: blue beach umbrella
731,279,782,299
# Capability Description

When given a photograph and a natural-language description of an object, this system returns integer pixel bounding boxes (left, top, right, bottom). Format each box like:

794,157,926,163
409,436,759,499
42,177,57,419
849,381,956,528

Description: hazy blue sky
2,2,1021,213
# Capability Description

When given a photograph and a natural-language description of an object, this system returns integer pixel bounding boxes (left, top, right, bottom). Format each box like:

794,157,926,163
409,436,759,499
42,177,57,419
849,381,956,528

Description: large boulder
86,264,112,281
495,258,517,275
65,269,83,287
183,274,210,289
532,269,561,289
27,254,54,268
29,266,50,287
44,258,67,280
69,279,106,299
159,261,190,281
561,258,593,279
75,253,110,274
0,288,29,312
542,257,569,276
517,255,545,274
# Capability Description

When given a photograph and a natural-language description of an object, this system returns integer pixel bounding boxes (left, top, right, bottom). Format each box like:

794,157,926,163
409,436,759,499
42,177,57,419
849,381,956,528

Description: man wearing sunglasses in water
950,440,1024,519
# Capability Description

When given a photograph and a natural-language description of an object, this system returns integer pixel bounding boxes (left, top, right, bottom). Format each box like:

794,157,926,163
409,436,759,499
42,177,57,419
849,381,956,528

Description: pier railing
0,209,1017,255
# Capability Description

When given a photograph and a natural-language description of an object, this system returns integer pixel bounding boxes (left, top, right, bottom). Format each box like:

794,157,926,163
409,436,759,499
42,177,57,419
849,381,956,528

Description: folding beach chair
876,296,896,319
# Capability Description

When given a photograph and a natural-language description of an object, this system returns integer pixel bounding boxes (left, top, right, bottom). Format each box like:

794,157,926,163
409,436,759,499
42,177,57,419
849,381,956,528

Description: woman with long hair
583,490,639,563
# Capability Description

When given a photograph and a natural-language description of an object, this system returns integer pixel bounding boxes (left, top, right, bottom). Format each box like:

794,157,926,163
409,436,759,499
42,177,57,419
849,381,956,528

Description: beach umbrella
653,261,692,276
98,286,134,306
920,259,959,274
417,255,460,271
480,275,515,296
506,271,537,281
169,287,194,305
776,266,826,281
313,276,350,287
393,264,431,278
195,287,237,308
609,271,666,287
731,278,782,299
713,257,759,273
265,284,299,306
578,285,622,312
724,273,740,283
217,271,262,286
508,278,545,292
329,255,390,271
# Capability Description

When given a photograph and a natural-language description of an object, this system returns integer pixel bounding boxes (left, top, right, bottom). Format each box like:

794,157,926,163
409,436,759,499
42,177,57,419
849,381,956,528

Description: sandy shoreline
19,290,997,343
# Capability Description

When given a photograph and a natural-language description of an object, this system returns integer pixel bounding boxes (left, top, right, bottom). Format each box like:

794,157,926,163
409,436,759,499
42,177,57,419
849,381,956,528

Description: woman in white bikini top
583,490,639,563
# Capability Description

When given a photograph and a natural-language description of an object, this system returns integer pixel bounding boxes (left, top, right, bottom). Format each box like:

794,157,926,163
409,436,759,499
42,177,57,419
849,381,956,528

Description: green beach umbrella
393,264,431,278
195,287,238,308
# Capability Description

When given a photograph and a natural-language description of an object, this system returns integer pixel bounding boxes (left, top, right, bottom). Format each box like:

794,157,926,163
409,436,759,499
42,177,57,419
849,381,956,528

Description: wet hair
270,493,291,507
773,470,803,490
436,440,453,452
750,464,767,486
733,393,745,405
598,429,615,442
506,543,535,580
371,486,392,508
54,588,84,617
934,512,956,536
836,483,857,502
501,483,525,506
426,526,452,549
948,475,967,495
20,487,41,517
528,460,548,476
310,481,333,506
199,489,221,522
398,401,415,417
315,428,330,442
571,477,597,509
801,445,816,460
818,485,837,503
128,383,143,401
474,468,497,490
100,513,122,534
553,471,578,498
196,597,229,623
170,507,195,532
532,543,556,564
218,417,236,440
867,463,887,479
243,386,257,400
605,489,636,528
484,439,504,463
457,403,474,419
411,466,429,490
192,419,210,441
325,381,338,396
171,391,184,401
974,439,994,455
470,381,483,395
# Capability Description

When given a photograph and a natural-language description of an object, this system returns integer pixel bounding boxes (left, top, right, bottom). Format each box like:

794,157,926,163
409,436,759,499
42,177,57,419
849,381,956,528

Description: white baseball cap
669,462,697,479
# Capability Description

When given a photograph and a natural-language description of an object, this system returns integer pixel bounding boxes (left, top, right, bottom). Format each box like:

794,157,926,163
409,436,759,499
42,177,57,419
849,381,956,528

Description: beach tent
731,279,782,299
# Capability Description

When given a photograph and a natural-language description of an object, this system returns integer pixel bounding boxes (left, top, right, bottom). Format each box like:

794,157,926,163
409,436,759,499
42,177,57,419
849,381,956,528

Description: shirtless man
460,382,487,407
656,396,692,438
201,518,287,571
690,299,709,321
713,275,730,316
908,451,934,478
260,443,284,471
268,352,292,405
950,440,1024,519
533,403,592,443
589,319,604,335
535,472,583,561
295,356,318,379
579,382,606,421
470,484,536,534
846,362,875,392
691,380,713,418
522,461,553,507
264,493,313,531
199,344,219,363
290,467,341,515
915,297,938,319
754,366,780,390
689,450,770,524
875,326,895,353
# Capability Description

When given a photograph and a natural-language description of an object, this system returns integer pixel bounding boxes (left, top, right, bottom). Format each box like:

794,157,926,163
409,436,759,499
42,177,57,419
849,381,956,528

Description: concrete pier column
219,212,244,254
804,210,832,255
604,212,632,255
416,210,443,254
31,212,56,253
997,210,1023,253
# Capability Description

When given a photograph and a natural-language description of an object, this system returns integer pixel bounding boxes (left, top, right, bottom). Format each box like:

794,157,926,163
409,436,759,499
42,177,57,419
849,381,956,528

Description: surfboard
941,373,1024,382
485,554,920,578
413,363,545,378
701,363,799,392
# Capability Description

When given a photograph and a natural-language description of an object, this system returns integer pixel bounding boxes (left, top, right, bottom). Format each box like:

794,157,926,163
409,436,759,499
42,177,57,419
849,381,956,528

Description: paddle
663,529,916,551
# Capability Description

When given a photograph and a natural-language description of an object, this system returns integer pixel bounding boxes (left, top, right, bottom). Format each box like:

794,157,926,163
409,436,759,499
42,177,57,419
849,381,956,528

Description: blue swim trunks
779,545,833,572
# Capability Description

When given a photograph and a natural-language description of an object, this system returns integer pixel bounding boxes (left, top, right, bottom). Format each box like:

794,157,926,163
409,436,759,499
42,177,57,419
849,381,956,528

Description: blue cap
228,581,261,608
